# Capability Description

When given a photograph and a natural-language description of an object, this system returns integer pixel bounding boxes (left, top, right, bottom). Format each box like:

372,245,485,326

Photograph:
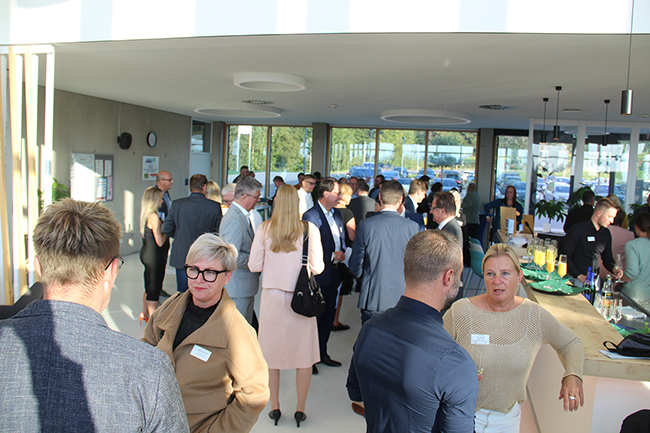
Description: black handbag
291,224,326,318
604,332,650,357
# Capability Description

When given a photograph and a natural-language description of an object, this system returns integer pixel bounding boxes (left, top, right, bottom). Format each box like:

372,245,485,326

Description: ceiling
50,32,650,131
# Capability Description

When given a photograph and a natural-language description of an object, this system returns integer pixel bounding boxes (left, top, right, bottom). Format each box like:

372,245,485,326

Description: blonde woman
206,180,222,203
139,187,169,322
249,184,324,427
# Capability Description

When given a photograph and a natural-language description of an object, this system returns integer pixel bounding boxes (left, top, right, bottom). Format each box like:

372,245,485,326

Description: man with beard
346,230,477,432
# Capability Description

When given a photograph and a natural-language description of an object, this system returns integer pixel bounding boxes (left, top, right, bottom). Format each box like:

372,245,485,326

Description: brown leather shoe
351,402,365,417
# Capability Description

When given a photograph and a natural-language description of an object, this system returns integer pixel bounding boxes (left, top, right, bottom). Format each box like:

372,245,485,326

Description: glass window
426,131,477,195
376,130,426,191
635,129,650,205
270,126,312,197
493,134,529,206
582,127,630,208
226,125,269,196
191,120,211,153
330,128,377,185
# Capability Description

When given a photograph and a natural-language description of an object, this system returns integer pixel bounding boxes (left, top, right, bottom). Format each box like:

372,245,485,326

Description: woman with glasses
144,233,270,433
139,186,169,323
248,184,324,427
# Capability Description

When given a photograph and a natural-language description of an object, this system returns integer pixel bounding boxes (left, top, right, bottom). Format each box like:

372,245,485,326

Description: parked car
381,170,400,180
553,183,571,202
512,181,527,202
417,168,436,178
433,178,459,192
396,177,412,192
442,170,463,191
393,166,409,177
348,164,380,179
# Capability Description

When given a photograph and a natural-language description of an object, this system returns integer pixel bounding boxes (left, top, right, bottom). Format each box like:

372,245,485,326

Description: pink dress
248,222,325,369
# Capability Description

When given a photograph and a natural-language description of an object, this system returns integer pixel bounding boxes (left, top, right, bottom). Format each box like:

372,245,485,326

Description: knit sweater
443,298,584,413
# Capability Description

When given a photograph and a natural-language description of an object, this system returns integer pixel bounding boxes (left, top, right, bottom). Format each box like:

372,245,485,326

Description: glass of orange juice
557,254,567,279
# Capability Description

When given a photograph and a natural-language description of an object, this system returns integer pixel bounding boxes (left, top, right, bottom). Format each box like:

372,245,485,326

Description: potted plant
533,199,567,232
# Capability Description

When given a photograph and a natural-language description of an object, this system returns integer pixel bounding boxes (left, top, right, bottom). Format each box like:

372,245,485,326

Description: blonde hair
450,189,462,218
264,184,304,253
339,183,353,206
206,180,222,203
185,233,237,271
140,187,163,237
482,243,521,275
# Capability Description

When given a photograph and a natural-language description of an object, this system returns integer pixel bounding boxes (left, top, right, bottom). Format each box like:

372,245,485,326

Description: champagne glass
557,255,567,280
612,298,622,323
545,247,556,279
526,240,534,264
614,254,623,283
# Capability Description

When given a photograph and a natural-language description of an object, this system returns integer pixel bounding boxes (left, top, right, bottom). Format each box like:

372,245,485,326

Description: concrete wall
52,90,194,255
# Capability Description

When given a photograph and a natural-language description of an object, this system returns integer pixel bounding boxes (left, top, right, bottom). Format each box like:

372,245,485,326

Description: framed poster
143,156,159,181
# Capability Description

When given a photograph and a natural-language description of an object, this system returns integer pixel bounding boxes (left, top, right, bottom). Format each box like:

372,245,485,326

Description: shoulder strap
301,221,309,266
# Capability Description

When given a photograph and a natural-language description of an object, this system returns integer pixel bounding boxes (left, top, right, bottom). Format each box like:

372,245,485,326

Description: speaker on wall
117,132,132,149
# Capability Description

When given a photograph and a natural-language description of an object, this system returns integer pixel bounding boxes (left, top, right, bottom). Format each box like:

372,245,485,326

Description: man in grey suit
349,180,420,324
162,174,222,293
0,199,188,432
348,181,375,225
219,175,263,325
431,191,463,247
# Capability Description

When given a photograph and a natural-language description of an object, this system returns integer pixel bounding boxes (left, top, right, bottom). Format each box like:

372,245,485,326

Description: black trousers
316,281,340,357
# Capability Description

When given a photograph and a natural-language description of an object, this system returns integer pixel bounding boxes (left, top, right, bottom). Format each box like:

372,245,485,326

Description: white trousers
474,402,521,433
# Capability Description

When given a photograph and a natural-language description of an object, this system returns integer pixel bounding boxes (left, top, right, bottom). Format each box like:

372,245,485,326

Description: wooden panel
500,206,517,233
522,214,534,234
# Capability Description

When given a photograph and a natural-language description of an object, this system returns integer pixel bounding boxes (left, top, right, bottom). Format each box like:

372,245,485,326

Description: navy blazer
404,196,417,213
303,202,345,288
404,209,425,231
349,211,419,312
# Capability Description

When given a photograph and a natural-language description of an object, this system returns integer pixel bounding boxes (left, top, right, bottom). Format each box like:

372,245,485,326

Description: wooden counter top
498,231,650,381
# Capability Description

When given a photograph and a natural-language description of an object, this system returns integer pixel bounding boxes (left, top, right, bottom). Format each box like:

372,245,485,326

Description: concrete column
477,128,495,203
312,122,329,175
211,121,225,184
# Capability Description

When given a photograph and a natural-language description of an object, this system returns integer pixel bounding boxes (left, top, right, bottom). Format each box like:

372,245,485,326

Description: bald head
156,171,173,192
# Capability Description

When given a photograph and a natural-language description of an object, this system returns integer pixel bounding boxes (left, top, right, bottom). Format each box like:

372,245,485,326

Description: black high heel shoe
269,409,281,426
294,411,306,427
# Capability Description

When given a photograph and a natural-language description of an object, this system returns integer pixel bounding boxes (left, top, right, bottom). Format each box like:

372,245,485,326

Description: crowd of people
12,166,650,433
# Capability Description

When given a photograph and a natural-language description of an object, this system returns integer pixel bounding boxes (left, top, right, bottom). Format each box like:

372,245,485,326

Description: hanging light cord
625,0,635,90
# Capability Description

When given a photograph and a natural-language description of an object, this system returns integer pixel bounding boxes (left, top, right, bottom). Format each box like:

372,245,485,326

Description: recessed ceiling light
233,72,306,92
479,104,516,110
242,100,274,106
563,108,582,113
380,109,471,125
194,106,282,118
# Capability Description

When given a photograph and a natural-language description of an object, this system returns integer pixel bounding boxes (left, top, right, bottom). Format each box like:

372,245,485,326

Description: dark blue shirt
347,296,478,433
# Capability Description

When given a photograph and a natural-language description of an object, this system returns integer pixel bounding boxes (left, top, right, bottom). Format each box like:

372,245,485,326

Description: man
162,174,222,292
347,230,478,433
220,176,263,325
368,174,385,199
232,165,249,183
0,199,189,432
155,170,173,221
348,180,375,224
221,183,236,212
431,191,463,247
564,188,595,233
294,173,305,190
269,175,285,206
462,182,482,239
350,180,419,324
629,191,650,236
405,178,427,213
348,176,359,198
298,174,316,216
303,178,347,368
399,190,426,231
561,197,624,283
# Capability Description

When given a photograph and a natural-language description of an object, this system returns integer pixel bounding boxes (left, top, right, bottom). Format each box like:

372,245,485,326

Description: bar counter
498,231,650,432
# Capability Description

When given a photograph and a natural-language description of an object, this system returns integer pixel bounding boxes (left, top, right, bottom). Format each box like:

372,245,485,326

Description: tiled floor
104,253,538,433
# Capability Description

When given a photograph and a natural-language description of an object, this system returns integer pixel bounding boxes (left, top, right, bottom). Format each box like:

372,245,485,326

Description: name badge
471,334,490,345
587,236,596,242
190,345,212,362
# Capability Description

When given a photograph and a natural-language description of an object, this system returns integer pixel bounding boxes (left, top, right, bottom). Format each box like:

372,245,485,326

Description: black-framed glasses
184,265,228,283
104,257,124,271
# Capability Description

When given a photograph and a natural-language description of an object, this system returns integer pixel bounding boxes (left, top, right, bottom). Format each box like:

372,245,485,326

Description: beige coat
144,290,269,433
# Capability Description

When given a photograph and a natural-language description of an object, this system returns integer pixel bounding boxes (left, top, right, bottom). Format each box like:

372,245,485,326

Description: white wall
2,0,648,45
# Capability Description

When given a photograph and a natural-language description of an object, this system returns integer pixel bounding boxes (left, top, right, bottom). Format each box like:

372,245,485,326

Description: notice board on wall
71,153,114,202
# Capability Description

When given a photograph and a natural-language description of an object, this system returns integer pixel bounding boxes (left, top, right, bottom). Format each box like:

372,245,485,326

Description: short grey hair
234,175,262,198
221,183,236,197
185,233,238,271
404,230,462,287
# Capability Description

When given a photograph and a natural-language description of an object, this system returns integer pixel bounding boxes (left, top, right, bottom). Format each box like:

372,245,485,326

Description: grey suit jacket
220,205,260,298
0,300,188,432
440,217,463,247
162,192,222,269
348,195,376,225
349,211,419,313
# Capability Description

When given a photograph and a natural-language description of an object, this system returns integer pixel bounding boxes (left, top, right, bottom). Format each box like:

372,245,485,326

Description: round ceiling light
233,72,306,92
194,106,282,118
380,109,471,125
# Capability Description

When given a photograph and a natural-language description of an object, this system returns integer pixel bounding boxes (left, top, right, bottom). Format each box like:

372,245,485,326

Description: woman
139,186,169,322
443,243,584,432
484,185,524,241
333,183,356,331
623,213,650,297
144,234,269,433
248,184,324,427
205,180,222,203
